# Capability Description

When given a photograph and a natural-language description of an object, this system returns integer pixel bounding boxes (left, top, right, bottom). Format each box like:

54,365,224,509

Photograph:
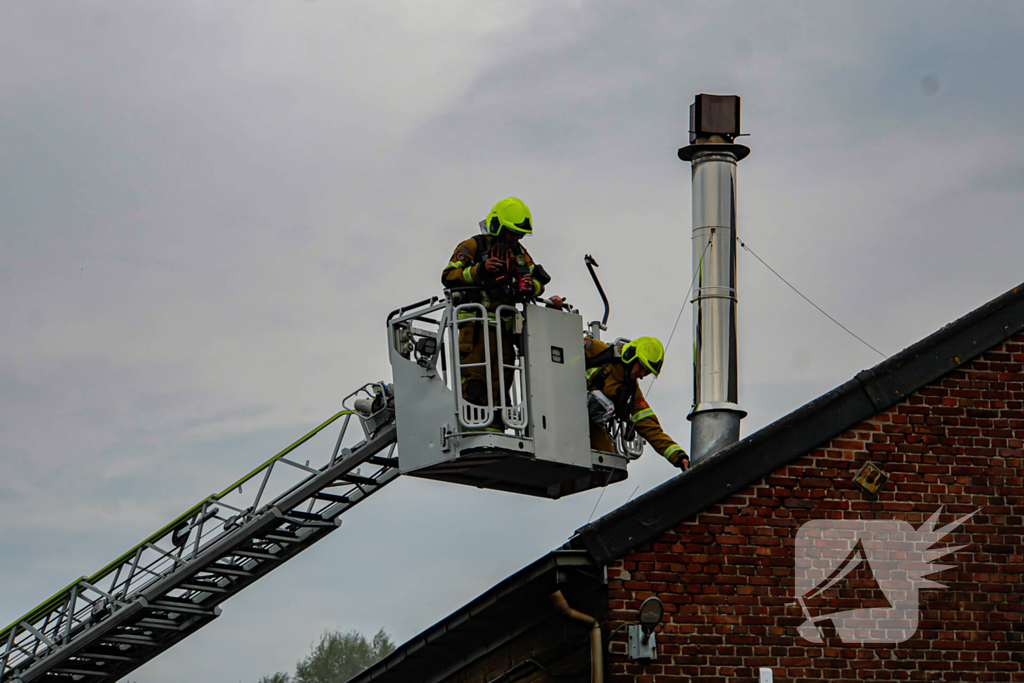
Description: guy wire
645,232,714,396
737,237,888,359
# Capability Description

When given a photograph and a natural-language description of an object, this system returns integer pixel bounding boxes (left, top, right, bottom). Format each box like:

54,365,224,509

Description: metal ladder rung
151,595,202,606
79,652,137,663
280,513,336,528
313,492,351,504
105,634,157,645
206,563,252,577
234,549,280,561
281,519,335,529
136,617,185,630
180,581,229,594
260,528,299,540
336,474,378,487
53,667,111,677
149,601,217,616
263,532,302,543
283,510,325,522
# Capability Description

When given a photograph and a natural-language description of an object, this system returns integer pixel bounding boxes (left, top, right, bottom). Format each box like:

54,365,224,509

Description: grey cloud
3,2,1024,682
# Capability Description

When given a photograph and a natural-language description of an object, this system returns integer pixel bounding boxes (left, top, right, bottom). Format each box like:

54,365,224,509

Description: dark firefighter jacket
584,337,685,464
441,235,546,310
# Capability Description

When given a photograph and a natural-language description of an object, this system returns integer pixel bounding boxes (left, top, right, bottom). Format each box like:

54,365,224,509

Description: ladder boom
1,404,398,683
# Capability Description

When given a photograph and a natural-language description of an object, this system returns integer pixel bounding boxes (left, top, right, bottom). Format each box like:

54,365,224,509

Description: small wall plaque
853,461,888,496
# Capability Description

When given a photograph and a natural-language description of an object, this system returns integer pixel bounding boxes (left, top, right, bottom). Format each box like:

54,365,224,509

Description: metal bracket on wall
627,624,657,661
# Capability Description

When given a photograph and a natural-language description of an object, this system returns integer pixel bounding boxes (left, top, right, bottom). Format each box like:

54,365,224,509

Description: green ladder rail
1,393,399,683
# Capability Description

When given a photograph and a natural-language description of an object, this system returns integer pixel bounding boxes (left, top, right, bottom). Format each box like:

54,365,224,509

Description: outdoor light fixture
638,596,664,634
627,596,664,661
414,336,438,367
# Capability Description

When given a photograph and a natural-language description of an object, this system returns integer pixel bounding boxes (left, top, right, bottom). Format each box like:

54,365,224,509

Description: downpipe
550,590,603,683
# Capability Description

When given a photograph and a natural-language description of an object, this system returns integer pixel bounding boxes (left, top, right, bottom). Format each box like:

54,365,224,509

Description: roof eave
348,550,596,683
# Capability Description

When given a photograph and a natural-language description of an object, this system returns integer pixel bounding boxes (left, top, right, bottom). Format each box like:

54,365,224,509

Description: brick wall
606,335,1024,682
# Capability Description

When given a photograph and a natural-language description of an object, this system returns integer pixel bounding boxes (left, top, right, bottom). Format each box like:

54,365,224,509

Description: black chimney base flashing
678,142,750,162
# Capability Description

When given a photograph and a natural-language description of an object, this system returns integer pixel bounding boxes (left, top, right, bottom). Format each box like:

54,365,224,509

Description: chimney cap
689,94,741,143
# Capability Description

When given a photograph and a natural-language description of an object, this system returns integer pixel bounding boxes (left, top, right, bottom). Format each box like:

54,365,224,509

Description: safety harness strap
584,347,616,370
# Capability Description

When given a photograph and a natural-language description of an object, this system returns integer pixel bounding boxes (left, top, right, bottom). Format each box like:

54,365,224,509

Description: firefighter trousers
590,423,616,454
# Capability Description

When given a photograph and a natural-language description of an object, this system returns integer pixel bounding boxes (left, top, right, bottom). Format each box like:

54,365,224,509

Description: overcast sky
3,1,1023,681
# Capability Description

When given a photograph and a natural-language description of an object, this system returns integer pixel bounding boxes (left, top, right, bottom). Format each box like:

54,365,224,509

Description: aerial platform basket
386,293,630,498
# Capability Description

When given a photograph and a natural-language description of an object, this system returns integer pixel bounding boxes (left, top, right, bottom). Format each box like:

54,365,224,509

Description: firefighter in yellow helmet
584,335,689,469
441,197,565,429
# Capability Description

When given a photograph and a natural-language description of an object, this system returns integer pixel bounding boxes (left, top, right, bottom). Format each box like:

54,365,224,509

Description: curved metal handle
584,254,610,326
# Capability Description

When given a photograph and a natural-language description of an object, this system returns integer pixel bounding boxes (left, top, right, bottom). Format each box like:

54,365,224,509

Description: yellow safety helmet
485,197,533,237
622,336,665,376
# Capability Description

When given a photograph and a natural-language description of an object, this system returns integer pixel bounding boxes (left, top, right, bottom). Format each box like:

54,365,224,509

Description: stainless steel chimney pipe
679,95,750,464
